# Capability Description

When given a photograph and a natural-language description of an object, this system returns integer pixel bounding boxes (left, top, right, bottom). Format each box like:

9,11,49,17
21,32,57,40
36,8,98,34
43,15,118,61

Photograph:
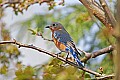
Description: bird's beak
45,26,50,28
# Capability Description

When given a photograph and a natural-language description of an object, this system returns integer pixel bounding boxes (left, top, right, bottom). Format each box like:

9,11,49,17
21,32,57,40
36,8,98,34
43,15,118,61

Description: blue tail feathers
69,47,84,67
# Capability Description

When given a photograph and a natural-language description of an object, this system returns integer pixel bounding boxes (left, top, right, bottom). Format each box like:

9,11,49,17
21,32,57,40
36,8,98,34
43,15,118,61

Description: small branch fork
0,40,114,79
79,0,117,38
79,0,116,28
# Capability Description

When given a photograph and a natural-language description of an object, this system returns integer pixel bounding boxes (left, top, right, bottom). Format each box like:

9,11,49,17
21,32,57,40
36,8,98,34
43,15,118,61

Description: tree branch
79,0,107,26
78,0,116,34
38,32,114,62
92,45,114,58
96,74,114,80
0,40,114,78
0,1,20,7
99,0,116,28
0,0,49,7
78,0,120,39
81,45,114,62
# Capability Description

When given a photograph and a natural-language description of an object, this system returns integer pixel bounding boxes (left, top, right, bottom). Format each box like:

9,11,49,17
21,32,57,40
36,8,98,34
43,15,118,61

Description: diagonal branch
0,1,21,6
38,33,114,62
79,0,107,27
78,0,116,32
92,45,114,58
78,0,119,39
81,45,114,62
99,0,116,28
0,0,49,7
96,74,114,80
0,40,114,78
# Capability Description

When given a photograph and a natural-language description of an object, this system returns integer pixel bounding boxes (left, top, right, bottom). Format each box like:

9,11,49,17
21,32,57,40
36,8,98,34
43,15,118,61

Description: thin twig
36,33,53,42
91,0,104,11
77,48,88,55
0,40,113,77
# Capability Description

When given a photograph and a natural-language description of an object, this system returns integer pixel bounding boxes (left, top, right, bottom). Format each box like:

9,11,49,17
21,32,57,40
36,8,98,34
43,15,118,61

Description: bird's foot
65,57,68,61
55,52,62,58
65,52,70,61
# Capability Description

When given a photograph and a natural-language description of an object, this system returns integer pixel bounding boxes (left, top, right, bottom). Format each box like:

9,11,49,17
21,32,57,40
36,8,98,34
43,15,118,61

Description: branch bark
79,0,117,37
114,0,120,79
80,45,114,62
99,0,116,28
79,0,109,27
0,1,20,6
96,74,114,80
0,40,114,78
37,32,114,62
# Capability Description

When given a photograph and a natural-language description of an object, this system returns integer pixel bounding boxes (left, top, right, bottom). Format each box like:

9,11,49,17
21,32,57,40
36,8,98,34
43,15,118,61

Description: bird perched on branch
46,22,84,67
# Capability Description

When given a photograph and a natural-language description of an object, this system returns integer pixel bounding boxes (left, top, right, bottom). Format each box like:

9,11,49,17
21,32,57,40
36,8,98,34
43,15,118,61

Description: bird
45,22,84,67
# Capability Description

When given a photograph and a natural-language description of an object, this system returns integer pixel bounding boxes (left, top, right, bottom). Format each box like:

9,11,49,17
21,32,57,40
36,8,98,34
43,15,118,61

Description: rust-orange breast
52,35,66,51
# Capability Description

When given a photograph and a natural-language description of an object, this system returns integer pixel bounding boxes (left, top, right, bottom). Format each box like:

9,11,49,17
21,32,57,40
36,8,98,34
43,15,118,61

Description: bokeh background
0,0,114,79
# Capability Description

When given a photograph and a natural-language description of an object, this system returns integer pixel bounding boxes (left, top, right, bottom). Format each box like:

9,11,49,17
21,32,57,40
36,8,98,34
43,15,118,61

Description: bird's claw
55,52,62,58
65,52,69,61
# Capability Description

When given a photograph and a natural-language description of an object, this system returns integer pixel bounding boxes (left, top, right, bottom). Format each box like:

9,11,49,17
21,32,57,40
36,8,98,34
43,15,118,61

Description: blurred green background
0,0,115,79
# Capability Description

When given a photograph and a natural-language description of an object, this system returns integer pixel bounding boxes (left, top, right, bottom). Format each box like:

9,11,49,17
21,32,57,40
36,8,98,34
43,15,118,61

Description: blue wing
54,30,72,45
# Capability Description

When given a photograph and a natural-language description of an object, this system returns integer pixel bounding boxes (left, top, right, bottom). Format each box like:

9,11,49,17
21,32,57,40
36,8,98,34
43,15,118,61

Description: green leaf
14,11,18,15
28,28,37,35
49,6,54,10
0,65,8,74
24,66,35,76
15,66,35,80
85,73,91,78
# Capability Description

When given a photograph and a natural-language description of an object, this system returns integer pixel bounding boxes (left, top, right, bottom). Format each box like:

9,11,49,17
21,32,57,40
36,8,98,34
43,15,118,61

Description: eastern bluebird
46,22,84,67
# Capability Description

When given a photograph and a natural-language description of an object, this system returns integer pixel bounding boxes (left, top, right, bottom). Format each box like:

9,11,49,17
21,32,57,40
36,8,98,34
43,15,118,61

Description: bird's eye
53,24,56,26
